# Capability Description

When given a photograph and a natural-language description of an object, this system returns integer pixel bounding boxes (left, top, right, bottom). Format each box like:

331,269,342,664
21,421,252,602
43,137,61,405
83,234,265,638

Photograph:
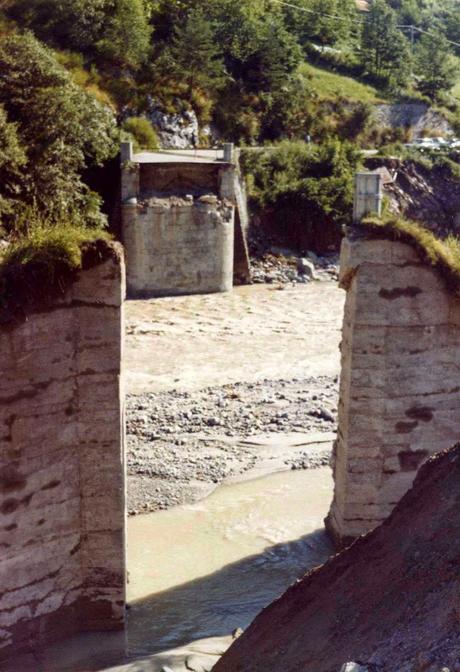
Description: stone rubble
249,237,339,285
126,375,339,514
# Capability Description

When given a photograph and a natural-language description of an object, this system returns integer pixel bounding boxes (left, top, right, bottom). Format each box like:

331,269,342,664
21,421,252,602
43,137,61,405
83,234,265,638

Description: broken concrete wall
123,196,234,297
220,163,251,284
0,246,126,657
121,158,250,295
326,235,460,546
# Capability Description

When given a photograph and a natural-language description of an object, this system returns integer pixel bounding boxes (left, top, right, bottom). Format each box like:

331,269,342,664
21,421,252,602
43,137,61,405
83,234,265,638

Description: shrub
240,139,361,250
122,117,160,152
0,32,118,233
0,221,112,322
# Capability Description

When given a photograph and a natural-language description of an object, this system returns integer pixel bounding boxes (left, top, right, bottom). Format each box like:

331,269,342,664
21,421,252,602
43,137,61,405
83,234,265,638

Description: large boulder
213,444,460,672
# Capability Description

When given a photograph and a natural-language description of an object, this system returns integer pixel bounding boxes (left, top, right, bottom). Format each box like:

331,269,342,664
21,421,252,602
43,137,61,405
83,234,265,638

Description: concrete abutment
327,233,460,546
0,244,126,657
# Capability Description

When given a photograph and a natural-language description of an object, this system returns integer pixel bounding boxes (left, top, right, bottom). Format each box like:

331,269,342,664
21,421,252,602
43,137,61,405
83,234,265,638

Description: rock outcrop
374,103,452,136
213,443,460,672
148,106,199,149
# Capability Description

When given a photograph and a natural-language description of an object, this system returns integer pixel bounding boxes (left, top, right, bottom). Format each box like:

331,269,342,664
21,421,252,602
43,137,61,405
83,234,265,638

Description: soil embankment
366,157,460,235
214,444,460,672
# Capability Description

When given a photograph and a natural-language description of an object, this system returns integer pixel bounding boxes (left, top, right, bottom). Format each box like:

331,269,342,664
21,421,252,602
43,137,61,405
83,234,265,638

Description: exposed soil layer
365,157,460,236
213,444,460,672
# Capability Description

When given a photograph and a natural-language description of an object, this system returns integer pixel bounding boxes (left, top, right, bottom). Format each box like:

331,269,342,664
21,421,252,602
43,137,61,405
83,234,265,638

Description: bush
122,117,160,152
240,139,362,251
0,221,112,322
0,32,118,233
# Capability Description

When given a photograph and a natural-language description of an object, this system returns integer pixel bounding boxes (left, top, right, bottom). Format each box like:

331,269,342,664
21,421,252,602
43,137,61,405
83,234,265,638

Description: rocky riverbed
127,375,339,514
250,246,339,285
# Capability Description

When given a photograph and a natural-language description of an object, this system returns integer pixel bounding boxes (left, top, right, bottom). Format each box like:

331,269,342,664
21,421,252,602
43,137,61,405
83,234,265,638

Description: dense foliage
0,32,118,233
2,0,459,144
240,140,362,246
0,0,458,248
3,0,458,134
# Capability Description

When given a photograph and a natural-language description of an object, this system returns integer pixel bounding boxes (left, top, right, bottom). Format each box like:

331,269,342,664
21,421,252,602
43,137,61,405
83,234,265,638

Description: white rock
297,257,317,279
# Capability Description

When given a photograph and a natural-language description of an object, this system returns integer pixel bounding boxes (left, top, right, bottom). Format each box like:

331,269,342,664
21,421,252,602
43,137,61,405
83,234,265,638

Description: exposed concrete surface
121,156,250,296
327,236,460,544
0,251,126,657
123,197,235,297
124,282,344,394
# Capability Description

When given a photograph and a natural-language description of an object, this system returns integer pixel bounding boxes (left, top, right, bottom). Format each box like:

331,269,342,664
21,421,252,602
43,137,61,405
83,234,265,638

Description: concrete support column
326,234,460,547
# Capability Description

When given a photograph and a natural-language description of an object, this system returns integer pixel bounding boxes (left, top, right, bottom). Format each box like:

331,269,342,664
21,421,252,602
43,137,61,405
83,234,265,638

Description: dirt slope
365,157,460,236
213,444,460,672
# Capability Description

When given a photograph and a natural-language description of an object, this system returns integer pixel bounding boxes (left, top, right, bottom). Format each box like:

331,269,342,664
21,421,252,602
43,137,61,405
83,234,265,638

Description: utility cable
269,0,366,25
270,0,460,48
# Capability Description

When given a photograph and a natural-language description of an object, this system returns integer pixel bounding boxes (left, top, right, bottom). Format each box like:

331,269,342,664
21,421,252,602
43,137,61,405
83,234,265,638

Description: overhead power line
409,25,460,49
270,0,460,49
269,0,365,25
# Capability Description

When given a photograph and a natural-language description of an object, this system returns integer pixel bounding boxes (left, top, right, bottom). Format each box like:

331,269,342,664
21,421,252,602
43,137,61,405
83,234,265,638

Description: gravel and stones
127,375,339,515
250,247,339,285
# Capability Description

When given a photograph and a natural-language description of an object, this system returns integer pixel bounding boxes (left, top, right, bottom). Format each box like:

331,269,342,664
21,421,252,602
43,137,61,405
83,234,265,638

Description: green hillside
0,0,458,242
299,63,388,104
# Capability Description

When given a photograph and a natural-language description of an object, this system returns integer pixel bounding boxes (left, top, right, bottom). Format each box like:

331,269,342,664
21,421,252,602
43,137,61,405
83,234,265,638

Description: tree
242,13,302,94
6,0,109,52
6,0,152,68
0,32,118,231
162,8,226,99
0,106,26,224
283,0,357,48
96,0,152,68
361,0,411,88
444,2,460,56
415,30,458,100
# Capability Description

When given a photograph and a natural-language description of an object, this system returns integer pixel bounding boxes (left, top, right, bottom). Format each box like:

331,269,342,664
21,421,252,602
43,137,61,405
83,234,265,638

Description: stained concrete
121,153,250,297
123,196,235,298
326,235,460,545
0,247,126,657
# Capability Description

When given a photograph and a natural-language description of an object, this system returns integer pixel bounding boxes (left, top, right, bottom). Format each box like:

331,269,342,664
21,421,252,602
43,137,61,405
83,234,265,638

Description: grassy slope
299,62,388,104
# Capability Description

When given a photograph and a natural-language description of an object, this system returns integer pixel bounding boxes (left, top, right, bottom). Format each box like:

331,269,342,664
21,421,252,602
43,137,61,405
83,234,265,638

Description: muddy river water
23,467,334,672
127,467,334,656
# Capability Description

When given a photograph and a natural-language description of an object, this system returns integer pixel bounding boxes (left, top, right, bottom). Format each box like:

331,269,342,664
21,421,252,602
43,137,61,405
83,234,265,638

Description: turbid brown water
13,467,333,672
125,282,344,394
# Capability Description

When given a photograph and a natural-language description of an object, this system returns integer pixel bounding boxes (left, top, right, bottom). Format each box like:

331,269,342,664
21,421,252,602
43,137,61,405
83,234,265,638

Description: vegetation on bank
360,216,460,295
240,140,361,248
0,32,118,235
0,224,113,323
